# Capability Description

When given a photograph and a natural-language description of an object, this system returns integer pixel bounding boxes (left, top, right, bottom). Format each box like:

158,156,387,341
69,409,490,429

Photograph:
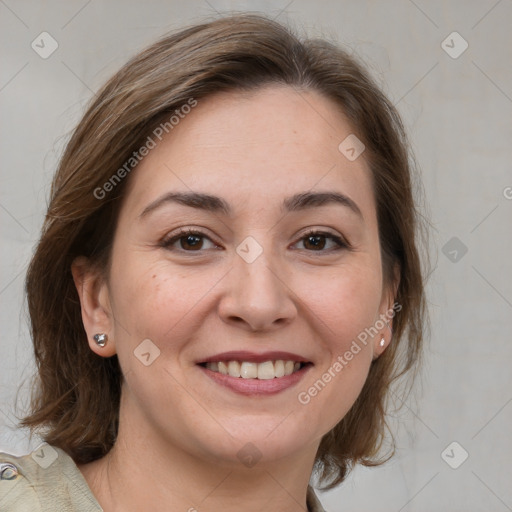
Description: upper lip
198,351,311,364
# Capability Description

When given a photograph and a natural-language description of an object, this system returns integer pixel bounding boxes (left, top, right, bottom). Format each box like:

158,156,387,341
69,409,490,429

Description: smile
197,351,313,396
203,360,305,379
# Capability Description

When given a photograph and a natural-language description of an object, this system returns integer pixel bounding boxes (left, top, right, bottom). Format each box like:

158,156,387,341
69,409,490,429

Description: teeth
228,360,241,377
205,359,304,379
274,360,285,378
218,361,228,375
240,362,258,379
257,361,275,380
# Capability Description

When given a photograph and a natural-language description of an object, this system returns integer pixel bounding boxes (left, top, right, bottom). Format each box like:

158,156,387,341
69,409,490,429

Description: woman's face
84,86,394,466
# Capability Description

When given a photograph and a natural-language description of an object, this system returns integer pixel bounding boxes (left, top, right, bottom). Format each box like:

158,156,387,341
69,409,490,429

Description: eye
160,228,349,253
160,229,219,252
294,230,349,252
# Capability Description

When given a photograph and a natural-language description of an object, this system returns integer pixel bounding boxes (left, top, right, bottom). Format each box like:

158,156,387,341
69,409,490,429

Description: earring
93,333,108,347
379,337,385,347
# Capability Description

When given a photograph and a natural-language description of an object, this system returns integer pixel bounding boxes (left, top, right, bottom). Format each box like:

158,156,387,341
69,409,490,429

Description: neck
79,393,319,512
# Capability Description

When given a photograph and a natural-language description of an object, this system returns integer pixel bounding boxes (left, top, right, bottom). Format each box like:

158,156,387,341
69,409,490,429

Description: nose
217,246,297,332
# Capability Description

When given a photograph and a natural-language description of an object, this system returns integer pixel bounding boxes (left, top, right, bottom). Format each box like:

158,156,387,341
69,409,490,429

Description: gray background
1,1,511,510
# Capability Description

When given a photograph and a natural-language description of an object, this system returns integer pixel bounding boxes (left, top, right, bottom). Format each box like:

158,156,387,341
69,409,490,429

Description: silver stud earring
93,333,108,347
379,337,385,347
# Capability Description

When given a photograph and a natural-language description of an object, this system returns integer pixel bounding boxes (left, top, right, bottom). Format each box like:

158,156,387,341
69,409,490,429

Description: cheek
292,262,381,427
294,260,382,349
108,254,227,353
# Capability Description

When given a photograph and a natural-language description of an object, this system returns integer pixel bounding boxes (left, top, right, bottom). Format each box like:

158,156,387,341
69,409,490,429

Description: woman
0,13,427,512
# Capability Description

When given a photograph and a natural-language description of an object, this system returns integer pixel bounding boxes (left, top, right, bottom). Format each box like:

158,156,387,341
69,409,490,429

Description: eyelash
160,228,350,253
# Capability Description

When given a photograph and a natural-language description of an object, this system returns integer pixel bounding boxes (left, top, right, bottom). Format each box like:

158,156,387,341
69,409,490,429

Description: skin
72,85,396,512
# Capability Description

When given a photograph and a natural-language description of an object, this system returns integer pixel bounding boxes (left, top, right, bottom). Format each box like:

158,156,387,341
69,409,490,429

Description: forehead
121,85,375,221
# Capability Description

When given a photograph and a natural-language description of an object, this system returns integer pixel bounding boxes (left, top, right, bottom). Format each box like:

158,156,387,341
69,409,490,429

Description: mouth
196,351,313,395
199,360,308,379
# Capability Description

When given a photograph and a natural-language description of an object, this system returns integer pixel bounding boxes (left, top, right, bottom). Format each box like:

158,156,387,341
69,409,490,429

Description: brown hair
22,13,428,489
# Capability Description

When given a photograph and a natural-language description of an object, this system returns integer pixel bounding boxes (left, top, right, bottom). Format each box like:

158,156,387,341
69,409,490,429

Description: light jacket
0,444,327,511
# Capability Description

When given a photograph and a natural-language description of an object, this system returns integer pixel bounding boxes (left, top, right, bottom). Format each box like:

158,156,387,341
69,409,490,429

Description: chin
188,415,318,467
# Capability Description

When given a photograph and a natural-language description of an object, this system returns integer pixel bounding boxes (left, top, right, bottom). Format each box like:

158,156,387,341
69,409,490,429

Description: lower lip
198,364,312,396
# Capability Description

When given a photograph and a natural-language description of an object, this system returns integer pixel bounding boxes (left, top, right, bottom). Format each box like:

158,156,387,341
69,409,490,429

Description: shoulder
0,443,102,512
1,444,325,512
307,484,328,512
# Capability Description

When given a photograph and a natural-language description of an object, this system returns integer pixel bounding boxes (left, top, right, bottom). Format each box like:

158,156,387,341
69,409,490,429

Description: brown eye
303,234,327,250
161,229,217,252
180,233,204,250
297,231,348,252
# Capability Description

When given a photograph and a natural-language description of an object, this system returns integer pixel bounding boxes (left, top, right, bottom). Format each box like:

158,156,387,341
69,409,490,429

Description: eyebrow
139,190,363,220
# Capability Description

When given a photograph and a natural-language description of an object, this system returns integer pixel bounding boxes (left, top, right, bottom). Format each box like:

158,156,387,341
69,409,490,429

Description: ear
373,262,400,360
71,256,117,357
